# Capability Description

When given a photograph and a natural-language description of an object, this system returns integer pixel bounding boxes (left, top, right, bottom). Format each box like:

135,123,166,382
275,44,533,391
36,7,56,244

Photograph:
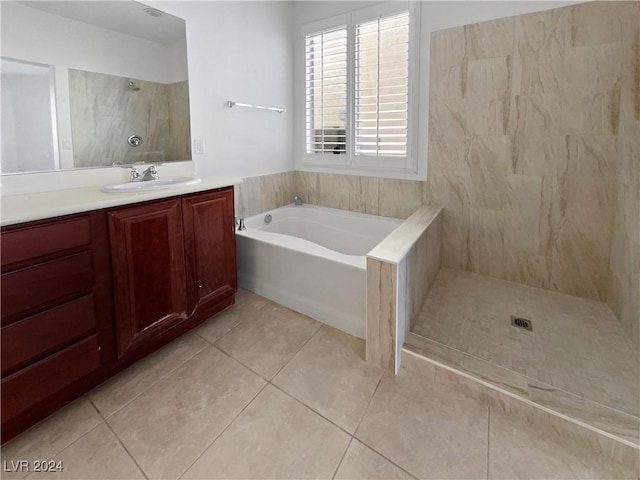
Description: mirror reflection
0,1,191,175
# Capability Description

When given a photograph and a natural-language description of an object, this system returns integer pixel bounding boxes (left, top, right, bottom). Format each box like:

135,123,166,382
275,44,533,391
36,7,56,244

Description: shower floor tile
412,268,640,418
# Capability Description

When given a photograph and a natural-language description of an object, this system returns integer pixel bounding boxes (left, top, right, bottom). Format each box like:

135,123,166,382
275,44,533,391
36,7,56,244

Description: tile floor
412,269,640,418
1,289,636,479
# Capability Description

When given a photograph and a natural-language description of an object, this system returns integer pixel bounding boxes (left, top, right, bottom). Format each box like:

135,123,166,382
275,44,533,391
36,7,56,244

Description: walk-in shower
410,0,639,450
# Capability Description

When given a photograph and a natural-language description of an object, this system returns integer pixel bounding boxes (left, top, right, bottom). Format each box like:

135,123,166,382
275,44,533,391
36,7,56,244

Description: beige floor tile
214,300,321,379
182,385,350,479
334,439,413,480
89,332,208,417
1,399,103,480
193,289,269,344
488,408,637,479
25,424,144,480
355,361,489,479
107,347,266,480
273,325,383,433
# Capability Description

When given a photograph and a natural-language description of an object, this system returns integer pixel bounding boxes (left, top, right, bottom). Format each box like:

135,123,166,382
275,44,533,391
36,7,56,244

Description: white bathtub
236,204,402,338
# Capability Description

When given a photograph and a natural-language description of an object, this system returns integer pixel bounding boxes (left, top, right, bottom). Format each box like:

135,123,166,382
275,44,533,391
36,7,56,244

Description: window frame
297,2,421,178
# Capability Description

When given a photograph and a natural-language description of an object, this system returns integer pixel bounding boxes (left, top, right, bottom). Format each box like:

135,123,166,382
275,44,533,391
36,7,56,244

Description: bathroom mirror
0,0,190,174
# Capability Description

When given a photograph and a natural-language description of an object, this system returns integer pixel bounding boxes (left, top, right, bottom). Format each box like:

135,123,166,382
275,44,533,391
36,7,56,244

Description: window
305,27,348,155
355,12,409,158
301,2,419,176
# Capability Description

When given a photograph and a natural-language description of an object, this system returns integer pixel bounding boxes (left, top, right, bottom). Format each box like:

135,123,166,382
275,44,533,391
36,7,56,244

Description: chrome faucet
141,165,159,181
236,217,246,231
129,166,142,182
293,195,303,206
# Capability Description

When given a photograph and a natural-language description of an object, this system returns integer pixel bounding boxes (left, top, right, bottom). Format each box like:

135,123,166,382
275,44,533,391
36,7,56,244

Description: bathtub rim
236,203,404,269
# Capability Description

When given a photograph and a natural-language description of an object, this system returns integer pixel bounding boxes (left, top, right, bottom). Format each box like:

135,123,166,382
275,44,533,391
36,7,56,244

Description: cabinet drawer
1,335,101,421
1,252,94,323
1,217,91,268
1,295,97,376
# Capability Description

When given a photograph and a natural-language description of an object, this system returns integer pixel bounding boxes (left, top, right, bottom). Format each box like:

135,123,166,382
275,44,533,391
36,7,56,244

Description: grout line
342,372,421,480
269,382,354,437
11,399,106,468
349,439,420,480
103,418,149,480
486,405,491,480
191,330,212,344
94,336,209,421
207,309,253,344
270,321,324,381
196,304,256,346
200,290,273,346
331,436,353,479
88,398,105,420
208,295,323,382
352,373,384,437
212,343,273,383
176,382,270,480
212,311,323,384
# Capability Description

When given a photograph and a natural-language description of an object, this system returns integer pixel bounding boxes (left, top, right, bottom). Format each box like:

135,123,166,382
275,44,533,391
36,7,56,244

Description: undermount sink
102,176,202,193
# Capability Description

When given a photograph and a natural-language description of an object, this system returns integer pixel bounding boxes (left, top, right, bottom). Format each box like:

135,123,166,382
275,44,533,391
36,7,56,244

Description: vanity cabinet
108,187,236,357
182,189,236,317
1,213,115,436
108,199,189,357
1,185,237,442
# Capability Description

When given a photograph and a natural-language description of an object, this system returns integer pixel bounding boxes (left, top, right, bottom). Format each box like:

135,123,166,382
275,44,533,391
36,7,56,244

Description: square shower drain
510,315,533,331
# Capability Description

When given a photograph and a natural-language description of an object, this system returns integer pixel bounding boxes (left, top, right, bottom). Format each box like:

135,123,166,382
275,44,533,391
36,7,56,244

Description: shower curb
402,333,639,474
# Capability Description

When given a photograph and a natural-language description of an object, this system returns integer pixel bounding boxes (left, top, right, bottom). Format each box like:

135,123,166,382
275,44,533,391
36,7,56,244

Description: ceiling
18,1,185,45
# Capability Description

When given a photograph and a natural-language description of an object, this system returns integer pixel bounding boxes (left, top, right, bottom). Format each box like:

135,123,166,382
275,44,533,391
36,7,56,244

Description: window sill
296,160,426,181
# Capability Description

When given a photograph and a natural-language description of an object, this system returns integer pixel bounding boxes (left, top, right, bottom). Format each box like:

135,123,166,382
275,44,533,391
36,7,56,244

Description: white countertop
0,176,242,227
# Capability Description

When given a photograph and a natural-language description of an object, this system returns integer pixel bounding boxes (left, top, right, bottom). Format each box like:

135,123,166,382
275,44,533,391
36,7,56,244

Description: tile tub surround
234,171,296,219
367,205,442,373
295,1,640,343
1,290,634,480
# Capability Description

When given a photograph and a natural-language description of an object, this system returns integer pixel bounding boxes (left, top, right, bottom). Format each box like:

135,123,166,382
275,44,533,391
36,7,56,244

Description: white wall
150,1,294,179
292,1,582,180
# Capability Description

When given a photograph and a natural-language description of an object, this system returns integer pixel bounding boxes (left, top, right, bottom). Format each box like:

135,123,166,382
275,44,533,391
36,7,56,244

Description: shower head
128,81,140,91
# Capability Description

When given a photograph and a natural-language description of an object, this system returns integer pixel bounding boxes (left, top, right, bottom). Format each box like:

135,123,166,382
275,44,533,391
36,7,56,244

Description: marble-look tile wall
366,257,397,373
295,171,424,220
69,70,190,167
165,80,191,162
407,210,442,332
367,206,443,373
234,171,297,219
607,11,640,347
297,3,639,330
427,1,639,340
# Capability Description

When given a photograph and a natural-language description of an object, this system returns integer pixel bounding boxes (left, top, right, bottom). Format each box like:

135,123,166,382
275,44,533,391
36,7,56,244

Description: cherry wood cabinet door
182,188,237,316
108,199,188,357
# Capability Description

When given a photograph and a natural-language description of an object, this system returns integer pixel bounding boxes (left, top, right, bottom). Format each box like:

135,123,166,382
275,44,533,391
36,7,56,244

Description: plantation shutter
305,26,348,155
355,12,409,158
